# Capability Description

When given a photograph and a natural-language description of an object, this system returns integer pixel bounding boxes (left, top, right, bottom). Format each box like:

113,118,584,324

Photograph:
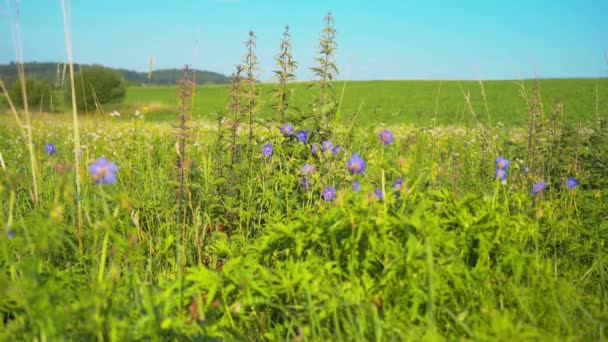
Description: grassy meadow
1,10,608,341
1,76,607,340
122,78,608,126
2,78,607,126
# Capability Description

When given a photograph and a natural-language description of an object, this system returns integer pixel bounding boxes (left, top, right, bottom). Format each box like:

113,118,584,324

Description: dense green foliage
134,68,230,85
8,77,56,112
0,104,606,339
65,65,127,111
0,62,64,87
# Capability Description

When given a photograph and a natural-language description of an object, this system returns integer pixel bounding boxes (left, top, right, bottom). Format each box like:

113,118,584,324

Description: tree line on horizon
0,62,231,87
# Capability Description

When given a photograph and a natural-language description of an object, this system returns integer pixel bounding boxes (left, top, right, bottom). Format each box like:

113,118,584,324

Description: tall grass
61,0,84,250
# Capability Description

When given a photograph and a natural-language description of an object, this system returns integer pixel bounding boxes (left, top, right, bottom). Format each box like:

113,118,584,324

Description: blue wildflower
347,153,366,174
393,178,404,198
392,178,404,190
531,181,546,195
89,157,118,185
331,145,340,156
494,168,507,181
566,177,579,189
374,188,384,199
45,143,56,155
379,130,394,145
495,156,510,170
6,225,14,239
262,143,273,157
523,166,529,173
311,144,318,154
281,124,294,136
301,163,315,175
295,129,309,143
301,178,311,190
321,140,333,153
353,180,360,192
322,186,336,201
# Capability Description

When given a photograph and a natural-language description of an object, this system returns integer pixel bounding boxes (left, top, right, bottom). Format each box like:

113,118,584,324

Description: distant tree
65,65,126,112
9,77,55,112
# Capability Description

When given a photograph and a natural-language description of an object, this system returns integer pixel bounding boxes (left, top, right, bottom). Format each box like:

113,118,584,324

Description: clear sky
1,0,607,81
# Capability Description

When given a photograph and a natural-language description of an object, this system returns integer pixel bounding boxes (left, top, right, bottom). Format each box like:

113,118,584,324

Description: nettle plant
310,12,339,139
272,25,298,124
209,16,344,240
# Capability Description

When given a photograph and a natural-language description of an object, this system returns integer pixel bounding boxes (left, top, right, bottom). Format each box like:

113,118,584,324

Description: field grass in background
123,78,608,125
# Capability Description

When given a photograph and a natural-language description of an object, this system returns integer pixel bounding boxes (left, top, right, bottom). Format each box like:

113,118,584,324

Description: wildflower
321,140,333,153
531,181,546,195
393,178,404,197
566,177,579,189
45,143,56,155
322,186,336,201
262,143,273,157
347,153,366,174
353,180,360,192
523,166,529,173
295,129,309,143
495,156,510,170
494,157,509,182
110,110,120,117
301,163,315,175
392,178,404,190
6,225,14,239
301,177,311,190
281,123,294,136
374,188,384,199
494,168,507,181
89,157,118,185
311,144,318,154
379,130,394,145
331,145,340,156
134,110,141,118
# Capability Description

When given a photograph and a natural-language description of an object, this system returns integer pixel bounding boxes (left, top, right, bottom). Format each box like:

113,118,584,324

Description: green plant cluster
1,65,127,113
0,112,606,339
65,65,126,112
8,77,55,112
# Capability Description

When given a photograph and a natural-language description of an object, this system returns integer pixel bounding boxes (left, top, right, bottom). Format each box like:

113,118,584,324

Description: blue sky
1,0,607,81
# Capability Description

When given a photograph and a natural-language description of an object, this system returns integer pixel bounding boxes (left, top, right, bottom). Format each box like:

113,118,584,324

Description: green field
122,78,608,125
3,78,606,126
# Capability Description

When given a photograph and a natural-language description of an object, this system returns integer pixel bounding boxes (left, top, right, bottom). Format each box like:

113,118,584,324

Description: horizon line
1,60,607,83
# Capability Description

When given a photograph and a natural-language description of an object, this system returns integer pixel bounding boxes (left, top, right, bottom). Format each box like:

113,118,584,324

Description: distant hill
0,62,230,86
